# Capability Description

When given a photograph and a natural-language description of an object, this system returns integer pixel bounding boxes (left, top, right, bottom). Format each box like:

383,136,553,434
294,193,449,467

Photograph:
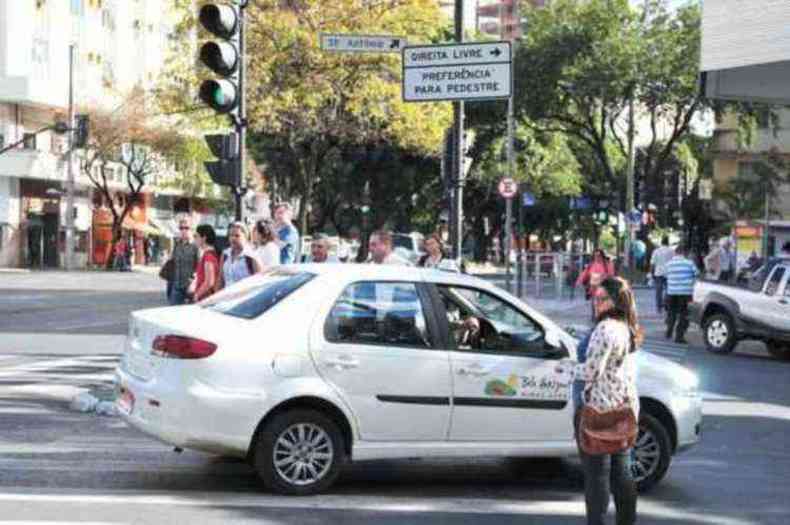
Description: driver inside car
441,293,486,350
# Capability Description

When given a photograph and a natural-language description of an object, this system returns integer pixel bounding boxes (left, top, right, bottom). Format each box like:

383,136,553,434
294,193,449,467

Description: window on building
71,0,84,16
23,134,37,150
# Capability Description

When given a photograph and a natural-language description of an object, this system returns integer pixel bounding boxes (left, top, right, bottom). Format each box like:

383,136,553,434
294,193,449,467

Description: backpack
220,252,256,278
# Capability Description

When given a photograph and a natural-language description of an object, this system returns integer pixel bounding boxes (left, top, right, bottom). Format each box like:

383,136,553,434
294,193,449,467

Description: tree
515,0,708,202
159,0,452,234
79,89,183,268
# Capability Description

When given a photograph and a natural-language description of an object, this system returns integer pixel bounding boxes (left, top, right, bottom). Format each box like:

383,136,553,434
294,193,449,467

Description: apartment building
438,0,541,36
0,0,205,269
711,110,790,257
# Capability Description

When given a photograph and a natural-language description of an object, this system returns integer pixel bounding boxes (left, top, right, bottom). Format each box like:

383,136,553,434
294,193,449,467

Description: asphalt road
0,269,788,524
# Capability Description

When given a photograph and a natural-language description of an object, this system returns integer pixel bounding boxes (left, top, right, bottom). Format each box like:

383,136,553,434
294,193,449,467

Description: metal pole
64,44,76,271
624,94,635,272
763,181,770,259
505,197,512,292
236,2,247,222
452,0,465,260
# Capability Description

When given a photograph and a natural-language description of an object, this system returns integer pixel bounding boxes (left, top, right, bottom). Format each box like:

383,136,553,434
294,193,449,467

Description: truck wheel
254,409,345,495
633,412,672,493
703,313,737,354
767,341,790,361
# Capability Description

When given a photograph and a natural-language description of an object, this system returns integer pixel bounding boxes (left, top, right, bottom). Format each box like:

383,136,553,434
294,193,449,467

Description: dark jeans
580,448,638,525
654,276,667,312
575,411,637,525
719,270,732,283
168,285,189,306
666,295,691,340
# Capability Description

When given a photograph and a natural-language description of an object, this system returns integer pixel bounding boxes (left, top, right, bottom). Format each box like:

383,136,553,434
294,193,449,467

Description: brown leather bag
578,404,638,455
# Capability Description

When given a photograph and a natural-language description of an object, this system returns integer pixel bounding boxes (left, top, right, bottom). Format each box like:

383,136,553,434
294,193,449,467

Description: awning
122,216,159,236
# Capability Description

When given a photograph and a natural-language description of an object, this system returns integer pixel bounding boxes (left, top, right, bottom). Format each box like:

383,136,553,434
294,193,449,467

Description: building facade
0,0,202,269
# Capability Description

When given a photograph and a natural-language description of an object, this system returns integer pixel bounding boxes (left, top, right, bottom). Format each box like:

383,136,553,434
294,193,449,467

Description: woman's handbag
159,258,174,282
578,404,638,455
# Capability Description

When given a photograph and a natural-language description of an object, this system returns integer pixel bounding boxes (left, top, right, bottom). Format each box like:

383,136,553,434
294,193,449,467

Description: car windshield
200,270,315,319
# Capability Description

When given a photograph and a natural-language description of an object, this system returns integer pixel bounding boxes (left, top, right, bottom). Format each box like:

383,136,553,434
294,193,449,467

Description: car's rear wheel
633,413,672,493
767,341,790,361
254,409,345,495
703,313,737,354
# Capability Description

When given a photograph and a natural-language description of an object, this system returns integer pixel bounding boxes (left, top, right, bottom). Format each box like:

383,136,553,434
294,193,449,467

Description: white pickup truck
690,261,790,360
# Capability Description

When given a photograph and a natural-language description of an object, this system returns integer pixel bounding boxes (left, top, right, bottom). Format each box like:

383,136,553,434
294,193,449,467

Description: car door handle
457,364,491,377
322,356,360,370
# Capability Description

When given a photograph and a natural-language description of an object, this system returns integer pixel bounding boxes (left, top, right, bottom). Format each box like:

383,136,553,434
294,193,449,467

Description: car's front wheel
703,313,737,354
767,341,790,361
254,409,345,495
632,413,672,492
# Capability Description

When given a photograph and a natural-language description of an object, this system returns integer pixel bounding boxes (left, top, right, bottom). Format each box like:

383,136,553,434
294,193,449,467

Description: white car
115,265,702,495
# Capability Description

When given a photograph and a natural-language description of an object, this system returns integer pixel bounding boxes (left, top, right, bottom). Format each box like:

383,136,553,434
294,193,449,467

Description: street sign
522,192,536,207
625,210,642,225
321,33,406,53
498,177,517,199
569,196,593,210
402,41,512,102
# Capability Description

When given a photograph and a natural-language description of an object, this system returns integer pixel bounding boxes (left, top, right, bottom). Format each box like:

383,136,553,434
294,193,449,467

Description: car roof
286,263,493,288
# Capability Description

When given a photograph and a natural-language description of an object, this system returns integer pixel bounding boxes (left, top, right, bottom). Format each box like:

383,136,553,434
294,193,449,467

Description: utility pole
451,0,465,260
502,0,518,293
64,44,76,271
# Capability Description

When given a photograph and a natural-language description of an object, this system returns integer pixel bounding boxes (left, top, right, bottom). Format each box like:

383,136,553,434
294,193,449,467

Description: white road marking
0,491,761,524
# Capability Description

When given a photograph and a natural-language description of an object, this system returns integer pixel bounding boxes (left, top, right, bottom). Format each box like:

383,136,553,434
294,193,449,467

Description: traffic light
198,4,240,114
73,114,90,148
204,133,240,188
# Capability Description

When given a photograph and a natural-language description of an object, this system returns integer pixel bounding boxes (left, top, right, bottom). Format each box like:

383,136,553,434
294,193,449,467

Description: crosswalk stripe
0,492,759,524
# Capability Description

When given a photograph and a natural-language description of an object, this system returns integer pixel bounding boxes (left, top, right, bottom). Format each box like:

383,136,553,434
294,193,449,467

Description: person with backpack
217,222,261,291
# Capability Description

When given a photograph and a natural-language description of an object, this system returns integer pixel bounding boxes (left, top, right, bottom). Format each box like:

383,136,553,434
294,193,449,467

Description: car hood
635,351,698,390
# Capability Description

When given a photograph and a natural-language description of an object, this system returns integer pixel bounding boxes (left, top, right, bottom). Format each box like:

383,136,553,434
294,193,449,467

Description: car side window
324,282,432,348
765,267,785,296
437,285,544,354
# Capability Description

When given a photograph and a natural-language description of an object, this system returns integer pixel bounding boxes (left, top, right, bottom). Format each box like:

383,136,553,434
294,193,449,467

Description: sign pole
452,0,465,261
505,196,513,292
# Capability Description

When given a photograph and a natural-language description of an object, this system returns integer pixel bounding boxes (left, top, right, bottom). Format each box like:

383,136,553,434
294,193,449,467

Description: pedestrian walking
169,217,199,306
307,234,339,263
565,255,581,301
649,236,674,314
555,276,642,525
113,237,127,271
665,245,699,344
274,202,300,264
577,249,616,322
190,225,220,302
369,230,412,266
217,222,261,290
252,219,281,271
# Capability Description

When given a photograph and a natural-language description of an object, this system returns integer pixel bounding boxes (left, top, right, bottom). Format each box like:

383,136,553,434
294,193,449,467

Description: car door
761,266,790,331
314,280,452,442
431,284,575,442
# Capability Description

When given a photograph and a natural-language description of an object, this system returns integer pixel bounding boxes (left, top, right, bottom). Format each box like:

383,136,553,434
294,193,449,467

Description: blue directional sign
570,196,593,210
522,192,536,207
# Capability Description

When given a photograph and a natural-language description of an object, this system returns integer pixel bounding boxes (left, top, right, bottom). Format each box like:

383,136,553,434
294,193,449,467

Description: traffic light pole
65,44,76,271
234,0,248,222
451,0,465,261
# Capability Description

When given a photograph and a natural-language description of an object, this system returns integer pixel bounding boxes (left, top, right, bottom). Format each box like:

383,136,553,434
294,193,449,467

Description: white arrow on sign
402,41,512,102
320,33,407,54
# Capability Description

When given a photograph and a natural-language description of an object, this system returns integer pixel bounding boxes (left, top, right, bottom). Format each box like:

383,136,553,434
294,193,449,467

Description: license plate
117,387,135,415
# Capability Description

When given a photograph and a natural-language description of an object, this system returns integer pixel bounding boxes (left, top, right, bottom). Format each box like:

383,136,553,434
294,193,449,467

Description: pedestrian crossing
0,354,118,402
641,339,690,361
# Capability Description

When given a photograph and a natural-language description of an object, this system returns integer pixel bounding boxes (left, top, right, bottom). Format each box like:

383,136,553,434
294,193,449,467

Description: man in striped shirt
665,244,699,344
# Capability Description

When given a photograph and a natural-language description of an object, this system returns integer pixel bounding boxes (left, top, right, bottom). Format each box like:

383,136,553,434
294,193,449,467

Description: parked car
690,261,790,360
392,232,425,264
116,264,702,495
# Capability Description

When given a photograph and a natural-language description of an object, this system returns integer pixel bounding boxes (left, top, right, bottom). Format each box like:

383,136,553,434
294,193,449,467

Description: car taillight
151,335,217,359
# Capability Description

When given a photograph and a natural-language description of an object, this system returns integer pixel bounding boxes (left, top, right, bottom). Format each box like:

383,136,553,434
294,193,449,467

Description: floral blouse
560,319,639,416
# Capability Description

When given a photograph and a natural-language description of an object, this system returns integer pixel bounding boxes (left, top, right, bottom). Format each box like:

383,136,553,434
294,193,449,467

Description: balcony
0,149,61,182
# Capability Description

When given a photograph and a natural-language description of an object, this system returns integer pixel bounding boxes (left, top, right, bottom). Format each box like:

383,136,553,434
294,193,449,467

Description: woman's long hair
596,276,643,351
255,220,278,245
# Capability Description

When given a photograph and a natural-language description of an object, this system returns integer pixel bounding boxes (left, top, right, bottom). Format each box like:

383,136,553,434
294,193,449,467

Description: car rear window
201,270,315,319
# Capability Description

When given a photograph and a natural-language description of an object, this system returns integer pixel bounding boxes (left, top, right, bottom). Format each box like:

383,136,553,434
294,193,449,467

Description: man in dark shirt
169,217,199,305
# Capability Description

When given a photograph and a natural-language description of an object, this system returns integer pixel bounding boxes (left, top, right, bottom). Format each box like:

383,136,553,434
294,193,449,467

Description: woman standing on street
577,249,616,321
555,276,642,525
191,225,219,302
418,234,448,268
